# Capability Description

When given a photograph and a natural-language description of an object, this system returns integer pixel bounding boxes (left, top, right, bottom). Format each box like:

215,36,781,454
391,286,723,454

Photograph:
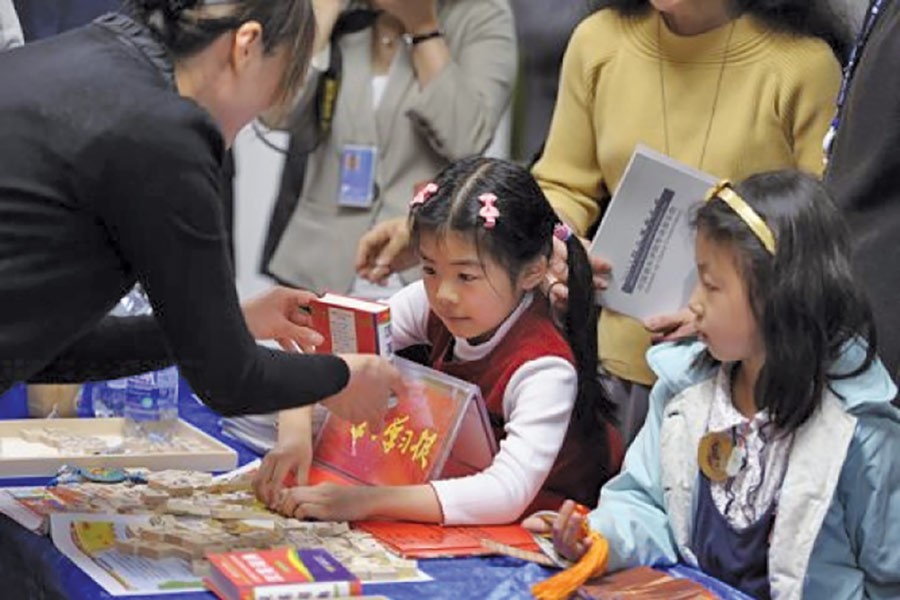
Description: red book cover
311,357,497,487
204,547,361,600
577,566,716,599
354,521,541,559
309,293,392,356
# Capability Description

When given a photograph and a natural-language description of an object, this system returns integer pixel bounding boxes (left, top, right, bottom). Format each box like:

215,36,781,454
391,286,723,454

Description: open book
590,145,717,321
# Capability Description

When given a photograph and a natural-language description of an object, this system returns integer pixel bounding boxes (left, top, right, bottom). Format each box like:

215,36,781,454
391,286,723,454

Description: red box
309,293,392,356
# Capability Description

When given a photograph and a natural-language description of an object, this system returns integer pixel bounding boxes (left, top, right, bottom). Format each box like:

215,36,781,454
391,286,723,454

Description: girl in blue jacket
529,170,900,599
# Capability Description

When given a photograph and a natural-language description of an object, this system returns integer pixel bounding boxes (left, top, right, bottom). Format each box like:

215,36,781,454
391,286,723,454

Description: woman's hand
241,287,324,352
354,217,418,284
522,500,592,562
376,0,439,34
253,439,313,508
644,307,696,343
277,482,376,521
542,235,611,310
321,354,406,428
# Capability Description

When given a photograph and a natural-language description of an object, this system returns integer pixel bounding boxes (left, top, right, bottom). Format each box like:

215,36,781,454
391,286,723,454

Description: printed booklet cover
590,145,717,321
311,356,497,487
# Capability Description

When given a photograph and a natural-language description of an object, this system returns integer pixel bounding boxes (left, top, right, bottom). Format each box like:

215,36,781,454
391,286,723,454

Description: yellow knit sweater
534,9,841,385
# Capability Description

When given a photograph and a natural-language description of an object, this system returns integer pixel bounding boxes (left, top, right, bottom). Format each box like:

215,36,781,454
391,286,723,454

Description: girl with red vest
265,156,619,525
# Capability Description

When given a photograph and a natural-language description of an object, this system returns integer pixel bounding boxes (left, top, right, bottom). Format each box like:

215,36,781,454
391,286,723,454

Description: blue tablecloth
0,382,751,600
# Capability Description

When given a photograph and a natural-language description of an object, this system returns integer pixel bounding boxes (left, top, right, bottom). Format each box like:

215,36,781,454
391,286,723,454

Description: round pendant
698,431,733,482
79,466,127,484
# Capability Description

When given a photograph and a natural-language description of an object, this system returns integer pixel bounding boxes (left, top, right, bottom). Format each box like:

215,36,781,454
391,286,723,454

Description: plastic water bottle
87,377,129,418
88,286,153,419
123,366,180,442
107,285,180,442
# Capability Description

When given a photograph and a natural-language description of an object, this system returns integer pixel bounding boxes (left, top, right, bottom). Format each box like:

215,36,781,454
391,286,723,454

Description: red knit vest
425,297,608,515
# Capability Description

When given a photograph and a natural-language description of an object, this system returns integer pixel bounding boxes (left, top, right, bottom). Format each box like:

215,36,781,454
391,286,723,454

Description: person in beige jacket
266,0,517,295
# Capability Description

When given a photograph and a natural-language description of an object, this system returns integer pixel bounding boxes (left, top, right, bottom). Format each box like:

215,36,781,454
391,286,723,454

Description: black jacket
0,14,348,415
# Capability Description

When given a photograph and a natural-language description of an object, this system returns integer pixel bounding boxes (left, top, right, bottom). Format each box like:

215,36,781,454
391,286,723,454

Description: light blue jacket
589,340,900,599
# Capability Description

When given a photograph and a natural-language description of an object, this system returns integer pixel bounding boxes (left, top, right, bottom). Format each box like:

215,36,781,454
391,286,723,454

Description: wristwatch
402,29,443,47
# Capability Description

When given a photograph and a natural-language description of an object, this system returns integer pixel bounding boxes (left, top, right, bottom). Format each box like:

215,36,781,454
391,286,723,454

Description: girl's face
688,232,764,364
418,231,542,343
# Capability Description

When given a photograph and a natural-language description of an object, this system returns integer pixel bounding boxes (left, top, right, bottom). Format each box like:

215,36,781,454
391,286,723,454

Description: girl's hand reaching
253,439,312,508
522,500,593,562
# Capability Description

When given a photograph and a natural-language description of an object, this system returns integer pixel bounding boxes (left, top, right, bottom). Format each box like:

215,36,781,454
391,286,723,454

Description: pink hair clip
478,193,500,229
553,223,573,242
410,182,438,208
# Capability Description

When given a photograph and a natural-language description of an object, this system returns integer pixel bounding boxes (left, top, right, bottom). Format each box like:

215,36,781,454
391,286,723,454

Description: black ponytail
561,234,617,435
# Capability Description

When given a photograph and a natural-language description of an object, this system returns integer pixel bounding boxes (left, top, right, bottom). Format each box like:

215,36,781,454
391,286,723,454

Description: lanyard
824,0,888,160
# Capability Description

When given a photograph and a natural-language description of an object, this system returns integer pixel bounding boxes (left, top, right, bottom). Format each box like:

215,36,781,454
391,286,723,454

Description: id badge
338,145,377,208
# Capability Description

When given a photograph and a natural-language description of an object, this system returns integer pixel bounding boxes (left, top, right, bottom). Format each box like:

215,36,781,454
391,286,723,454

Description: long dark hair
693,170,877,432
409,156,616,438
590,0,851,62
125,0,315,105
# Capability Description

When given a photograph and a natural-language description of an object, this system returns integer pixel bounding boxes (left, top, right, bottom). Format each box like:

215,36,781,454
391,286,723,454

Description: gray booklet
590,145,717,321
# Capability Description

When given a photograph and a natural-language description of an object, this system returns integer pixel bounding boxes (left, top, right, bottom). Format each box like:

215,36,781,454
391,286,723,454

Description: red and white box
309,293,392,356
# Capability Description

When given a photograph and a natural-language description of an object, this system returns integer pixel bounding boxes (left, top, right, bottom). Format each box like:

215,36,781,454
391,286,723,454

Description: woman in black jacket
0,0,402,424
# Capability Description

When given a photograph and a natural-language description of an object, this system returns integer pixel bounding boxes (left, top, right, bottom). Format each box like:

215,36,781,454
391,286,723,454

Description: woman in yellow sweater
531,0,846,442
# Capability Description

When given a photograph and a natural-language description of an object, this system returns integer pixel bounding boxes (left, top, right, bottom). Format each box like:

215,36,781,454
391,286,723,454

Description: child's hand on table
522,499,592,562
252,440,312,508
275,482,374,521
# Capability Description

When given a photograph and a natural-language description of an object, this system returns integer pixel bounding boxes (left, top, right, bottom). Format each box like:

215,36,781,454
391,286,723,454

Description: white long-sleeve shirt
389,281,577,525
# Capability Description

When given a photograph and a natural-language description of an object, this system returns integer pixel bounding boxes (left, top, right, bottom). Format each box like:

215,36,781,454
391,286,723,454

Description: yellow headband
704,180,776,254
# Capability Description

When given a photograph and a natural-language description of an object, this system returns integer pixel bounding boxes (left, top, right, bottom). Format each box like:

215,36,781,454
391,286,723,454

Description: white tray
0,418,237,477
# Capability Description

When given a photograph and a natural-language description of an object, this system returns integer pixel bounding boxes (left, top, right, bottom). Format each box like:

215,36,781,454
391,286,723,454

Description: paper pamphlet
590,145,717,321
0,485,96,534
50,512,204,596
